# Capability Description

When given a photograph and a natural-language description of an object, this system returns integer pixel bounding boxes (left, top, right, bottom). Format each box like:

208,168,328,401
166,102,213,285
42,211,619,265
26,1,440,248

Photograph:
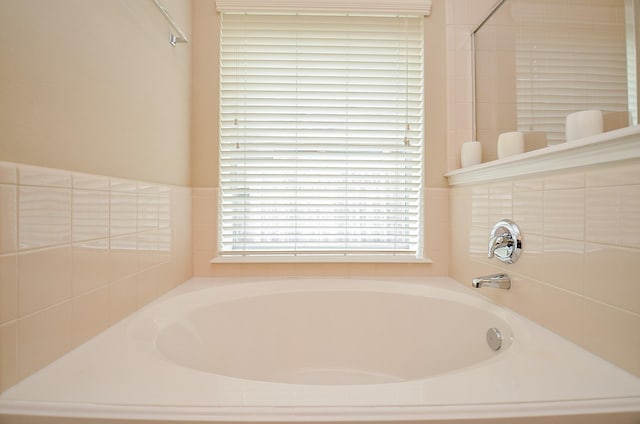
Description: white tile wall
0,161,192,392
449,160,640,377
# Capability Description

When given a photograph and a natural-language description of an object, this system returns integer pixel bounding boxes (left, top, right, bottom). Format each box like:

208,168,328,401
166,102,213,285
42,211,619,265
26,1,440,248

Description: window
219,13,424,259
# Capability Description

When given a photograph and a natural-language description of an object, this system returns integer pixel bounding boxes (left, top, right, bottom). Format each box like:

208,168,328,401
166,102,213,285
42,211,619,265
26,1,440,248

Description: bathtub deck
1,277,640,423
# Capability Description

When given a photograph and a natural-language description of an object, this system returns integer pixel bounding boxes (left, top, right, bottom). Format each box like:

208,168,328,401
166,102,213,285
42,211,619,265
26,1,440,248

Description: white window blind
219,13,424,258
515,0,628,144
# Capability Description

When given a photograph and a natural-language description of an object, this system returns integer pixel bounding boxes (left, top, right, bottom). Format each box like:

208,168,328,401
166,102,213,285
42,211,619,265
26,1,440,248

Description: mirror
473,0,639,162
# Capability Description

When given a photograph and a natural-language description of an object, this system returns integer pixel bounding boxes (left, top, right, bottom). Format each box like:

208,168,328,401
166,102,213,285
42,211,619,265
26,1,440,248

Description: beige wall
0,0,193,186
191,0,220,188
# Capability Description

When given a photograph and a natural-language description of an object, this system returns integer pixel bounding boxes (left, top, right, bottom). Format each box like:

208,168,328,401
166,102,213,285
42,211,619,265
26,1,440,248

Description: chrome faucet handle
487,233,508,258
488,220,522,264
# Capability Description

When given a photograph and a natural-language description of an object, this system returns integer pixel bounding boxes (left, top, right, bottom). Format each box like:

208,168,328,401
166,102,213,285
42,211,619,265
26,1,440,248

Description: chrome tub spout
472,273,511,289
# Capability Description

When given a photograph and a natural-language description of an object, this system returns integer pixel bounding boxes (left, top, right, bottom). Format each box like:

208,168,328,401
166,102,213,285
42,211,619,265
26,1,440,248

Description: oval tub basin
155,288,512,385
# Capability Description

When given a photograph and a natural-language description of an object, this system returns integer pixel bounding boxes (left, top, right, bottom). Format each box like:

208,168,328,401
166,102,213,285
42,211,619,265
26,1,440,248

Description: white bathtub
1,277,640,423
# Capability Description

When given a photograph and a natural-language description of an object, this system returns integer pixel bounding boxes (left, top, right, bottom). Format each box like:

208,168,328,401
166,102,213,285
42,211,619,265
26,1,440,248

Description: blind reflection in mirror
474,0,633,162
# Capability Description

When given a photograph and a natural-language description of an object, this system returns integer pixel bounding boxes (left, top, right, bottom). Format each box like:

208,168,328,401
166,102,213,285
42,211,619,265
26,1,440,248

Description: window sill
445,125,640,186
210,254,433,264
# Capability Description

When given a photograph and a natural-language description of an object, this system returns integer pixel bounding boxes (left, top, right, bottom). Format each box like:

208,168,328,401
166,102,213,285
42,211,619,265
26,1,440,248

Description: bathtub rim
2,397,640,422
1,276,640,423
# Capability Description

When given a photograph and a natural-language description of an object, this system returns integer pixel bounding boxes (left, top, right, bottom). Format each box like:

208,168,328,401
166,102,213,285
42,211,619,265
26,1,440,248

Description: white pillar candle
565,109,603,142
497,131,524,159
461,141,482,167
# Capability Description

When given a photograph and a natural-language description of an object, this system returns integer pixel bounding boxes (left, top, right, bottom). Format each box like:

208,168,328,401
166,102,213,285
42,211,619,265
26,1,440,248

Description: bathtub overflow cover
487,328,503,351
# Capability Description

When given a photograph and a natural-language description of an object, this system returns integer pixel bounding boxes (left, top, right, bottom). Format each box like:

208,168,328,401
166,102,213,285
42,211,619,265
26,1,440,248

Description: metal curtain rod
152,0,189,46
472,0,507,35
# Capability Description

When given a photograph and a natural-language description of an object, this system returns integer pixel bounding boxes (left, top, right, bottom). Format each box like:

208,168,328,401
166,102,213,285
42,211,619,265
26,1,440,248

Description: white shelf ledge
445,126,640,186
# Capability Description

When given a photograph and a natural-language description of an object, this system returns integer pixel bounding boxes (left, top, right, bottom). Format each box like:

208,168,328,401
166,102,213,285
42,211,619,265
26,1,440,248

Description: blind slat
215,0,432,15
